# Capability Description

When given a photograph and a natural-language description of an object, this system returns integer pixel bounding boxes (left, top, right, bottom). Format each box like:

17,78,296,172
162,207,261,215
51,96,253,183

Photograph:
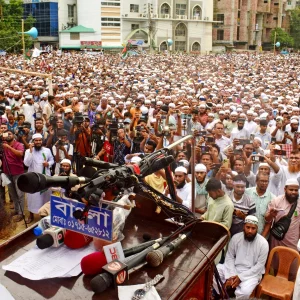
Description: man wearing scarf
24,133,54,223
194,164,209,215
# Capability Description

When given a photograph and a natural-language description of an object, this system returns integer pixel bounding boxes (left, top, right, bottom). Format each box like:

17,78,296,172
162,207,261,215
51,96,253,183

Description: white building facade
58,0,214,54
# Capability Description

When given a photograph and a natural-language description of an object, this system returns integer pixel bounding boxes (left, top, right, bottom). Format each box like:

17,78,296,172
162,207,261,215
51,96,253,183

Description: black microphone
145,232,190,267
83,157,119,169
17,172,90,194
90,241,162,293
123,236,168,257
140,155,174,177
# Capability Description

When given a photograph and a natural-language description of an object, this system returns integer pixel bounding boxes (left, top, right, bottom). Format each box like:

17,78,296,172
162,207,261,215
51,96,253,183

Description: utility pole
147,3,154,53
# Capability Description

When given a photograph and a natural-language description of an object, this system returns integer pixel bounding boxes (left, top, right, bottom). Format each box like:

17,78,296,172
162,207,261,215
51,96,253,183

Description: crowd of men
0,50,300,298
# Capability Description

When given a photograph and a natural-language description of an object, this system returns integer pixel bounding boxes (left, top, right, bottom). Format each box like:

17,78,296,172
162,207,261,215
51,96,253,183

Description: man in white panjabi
24,133,54,223
213,215,269,299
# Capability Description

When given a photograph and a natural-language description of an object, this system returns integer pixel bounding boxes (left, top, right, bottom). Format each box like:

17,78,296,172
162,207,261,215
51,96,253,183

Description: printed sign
50,195,113,241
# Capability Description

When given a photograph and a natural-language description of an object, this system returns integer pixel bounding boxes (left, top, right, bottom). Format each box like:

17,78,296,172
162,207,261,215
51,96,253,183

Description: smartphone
149,128,155,134
250,134,255,141
222,158,230,168
205,136,215,143
161,115,166,120
274,149,287,156
252,156,264,162
239,139,251,145
2,132,8,138
271,137,277,143
234,149,243,155
200,146,210,152
199,130,207,136
212,163,221,170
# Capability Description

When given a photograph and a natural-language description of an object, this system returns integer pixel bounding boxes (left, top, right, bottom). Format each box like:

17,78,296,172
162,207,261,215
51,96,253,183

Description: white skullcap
168,103,175,108
179,159,189,168
291,119,299,124
131,156,142,164
244,215,259,226
61,159,71,165
65,108,72,114
175,166,188,174
157,101,163,106
32,133,43,140
285,179,299,187
259,163,270,168
254,136,262,144
195,164,207,172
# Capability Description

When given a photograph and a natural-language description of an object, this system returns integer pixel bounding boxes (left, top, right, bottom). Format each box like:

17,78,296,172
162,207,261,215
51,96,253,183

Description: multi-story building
58,0,215,54
22,0,59,49
213,0,288,51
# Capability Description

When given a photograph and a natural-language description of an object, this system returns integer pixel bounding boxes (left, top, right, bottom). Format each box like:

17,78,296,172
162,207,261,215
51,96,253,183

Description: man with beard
2,130,25,222
264,179,300,252
229,175,256,236
164,166,191,209
24,133,54,223
213,215,269,300
276,150,300,195
194,164,209,215
230,118,250,142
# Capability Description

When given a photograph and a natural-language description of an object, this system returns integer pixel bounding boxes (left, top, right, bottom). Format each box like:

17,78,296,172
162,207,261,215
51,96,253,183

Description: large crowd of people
0,50,300,298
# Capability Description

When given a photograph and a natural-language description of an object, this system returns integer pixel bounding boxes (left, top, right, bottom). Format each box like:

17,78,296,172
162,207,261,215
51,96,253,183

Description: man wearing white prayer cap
164,166,192,209
213,213,268,300
24,133,55,223
265,178,300,262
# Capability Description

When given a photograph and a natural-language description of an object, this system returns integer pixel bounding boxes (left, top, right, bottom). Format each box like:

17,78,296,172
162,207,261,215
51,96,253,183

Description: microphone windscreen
90,273,113,293
64,231,93,249
142,233,152,241
146,249,164,267
36,234,54,249
17,172,46,193
80,251,107,275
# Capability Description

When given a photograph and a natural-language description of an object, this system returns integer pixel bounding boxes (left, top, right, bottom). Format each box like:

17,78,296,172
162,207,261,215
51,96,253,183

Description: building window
192,42,201,51
237,26,240,40
131,24,139,30
175,41,186,51
68,5,74,18
175,23,186,36
193,6,202,18
101,17,120,26
161,3,170,14
216,14,224,24
217,29,224,40
101,2,120,6
160,41,168,51
130,4,139,13
176,4,186,15
70,32,80,40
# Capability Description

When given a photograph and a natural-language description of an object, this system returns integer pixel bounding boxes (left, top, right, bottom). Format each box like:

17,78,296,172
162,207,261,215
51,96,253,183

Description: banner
80,41,102,49
50,195,113,241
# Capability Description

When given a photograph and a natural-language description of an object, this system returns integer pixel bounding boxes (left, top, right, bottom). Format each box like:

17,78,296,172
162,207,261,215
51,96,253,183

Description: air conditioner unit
164,14,170,18
176,15,181,19
142,14,147,17
139,14,143,17
181,15,187,19
124,14,128,17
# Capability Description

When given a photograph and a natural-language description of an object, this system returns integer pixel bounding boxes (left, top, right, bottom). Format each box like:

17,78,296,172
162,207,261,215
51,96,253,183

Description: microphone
142,233,152,241
36,227,66,249
123,237,166,257
17,172,90,194
145,232,190,267
64,230,93,249
139,155,174,177
83,157,119,169
90,241,162,293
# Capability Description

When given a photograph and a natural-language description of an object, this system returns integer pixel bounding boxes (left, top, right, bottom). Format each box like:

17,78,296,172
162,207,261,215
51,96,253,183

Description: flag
121,44,128,59
24,49,32,60
32,47,42,58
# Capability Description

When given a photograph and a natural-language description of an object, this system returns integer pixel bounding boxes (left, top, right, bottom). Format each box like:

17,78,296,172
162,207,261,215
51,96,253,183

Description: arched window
160,41,168,51
175,23,186,36
161,3,170,15
193,5,202,19
192,42,201,52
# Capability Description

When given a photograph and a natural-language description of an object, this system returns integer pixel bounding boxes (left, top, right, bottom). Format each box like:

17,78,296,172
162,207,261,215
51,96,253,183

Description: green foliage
270,27,294,48
0,0,35,53
290,7,300,49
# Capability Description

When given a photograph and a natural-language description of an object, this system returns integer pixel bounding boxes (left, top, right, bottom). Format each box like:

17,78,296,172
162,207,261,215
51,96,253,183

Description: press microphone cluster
90,233,190,293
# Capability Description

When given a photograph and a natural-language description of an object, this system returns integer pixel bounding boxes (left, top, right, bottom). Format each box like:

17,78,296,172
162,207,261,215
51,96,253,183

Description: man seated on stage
213,215,269,299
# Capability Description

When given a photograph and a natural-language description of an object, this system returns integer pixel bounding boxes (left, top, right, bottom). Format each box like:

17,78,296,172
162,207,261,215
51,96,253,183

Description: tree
270,27,294,49
0,0,35,53
290,7,300,49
